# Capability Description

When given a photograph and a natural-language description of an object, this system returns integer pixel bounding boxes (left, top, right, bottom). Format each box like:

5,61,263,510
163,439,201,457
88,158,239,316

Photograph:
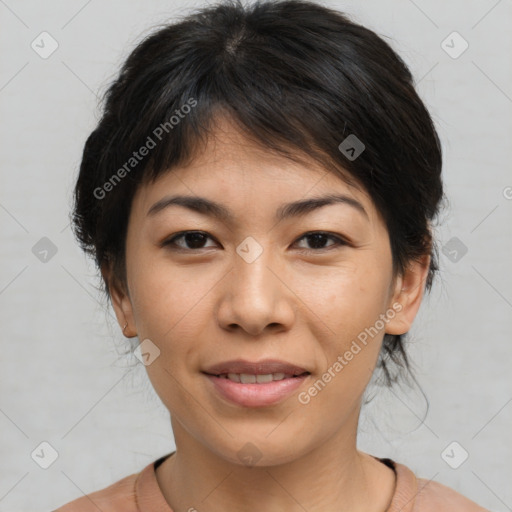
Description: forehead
132,115,377,224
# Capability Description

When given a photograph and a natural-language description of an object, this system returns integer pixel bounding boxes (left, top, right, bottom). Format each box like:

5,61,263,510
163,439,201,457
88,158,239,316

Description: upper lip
203,359,310,376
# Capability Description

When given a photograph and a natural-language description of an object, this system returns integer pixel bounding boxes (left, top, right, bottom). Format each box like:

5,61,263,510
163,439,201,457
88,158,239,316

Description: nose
215,244,296,336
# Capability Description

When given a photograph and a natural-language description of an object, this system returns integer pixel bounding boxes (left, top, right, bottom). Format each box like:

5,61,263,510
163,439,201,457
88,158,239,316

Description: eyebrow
147,193,368,223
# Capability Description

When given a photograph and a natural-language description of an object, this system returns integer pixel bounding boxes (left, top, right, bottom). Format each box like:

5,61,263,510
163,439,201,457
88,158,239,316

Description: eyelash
161,230,349,253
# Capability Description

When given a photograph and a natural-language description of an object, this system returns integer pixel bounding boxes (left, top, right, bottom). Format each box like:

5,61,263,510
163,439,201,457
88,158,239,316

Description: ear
385,254,430,336
101,260,137,338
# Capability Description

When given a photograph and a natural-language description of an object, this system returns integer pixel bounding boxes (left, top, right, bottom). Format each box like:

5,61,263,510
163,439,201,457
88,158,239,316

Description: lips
203,358,310,377
202,359,312,407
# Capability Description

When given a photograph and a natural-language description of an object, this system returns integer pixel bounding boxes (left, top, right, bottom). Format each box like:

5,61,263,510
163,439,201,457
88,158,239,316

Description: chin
208,436,307,468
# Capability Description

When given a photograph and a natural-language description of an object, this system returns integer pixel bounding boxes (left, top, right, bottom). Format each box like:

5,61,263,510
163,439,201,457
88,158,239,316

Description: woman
55,0,488,510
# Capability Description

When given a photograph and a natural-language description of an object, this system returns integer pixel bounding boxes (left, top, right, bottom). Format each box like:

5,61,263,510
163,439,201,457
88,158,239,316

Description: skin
104,115,430,512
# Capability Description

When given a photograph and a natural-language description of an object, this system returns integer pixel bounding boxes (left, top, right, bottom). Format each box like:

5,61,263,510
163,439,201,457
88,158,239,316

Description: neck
156,416,396,512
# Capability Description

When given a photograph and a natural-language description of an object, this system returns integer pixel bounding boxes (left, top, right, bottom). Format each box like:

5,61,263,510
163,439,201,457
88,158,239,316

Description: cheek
296,259,391,341
126,256,221,401
127,262,209,408
128,254,210,338
293,268,390,417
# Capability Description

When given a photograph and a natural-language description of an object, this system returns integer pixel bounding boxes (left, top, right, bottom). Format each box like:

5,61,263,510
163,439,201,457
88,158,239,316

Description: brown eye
294,232,347,251
162,230,348,252
163,231,217,250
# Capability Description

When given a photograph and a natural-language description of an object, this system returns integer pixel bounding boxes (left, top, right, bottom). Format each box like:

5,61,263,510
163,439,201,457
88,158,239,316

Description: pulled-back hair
71,0,444,385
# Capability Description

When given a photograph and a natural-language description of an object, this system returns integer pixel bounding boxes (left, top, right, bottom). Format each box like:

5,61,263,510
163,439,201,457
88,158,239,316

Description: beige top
54,453,489,511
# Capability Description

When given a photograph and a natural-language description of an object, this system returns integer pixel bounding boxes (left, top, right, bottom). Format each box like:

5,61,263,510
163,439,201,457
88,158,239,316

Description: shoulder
413,475,489,512
53,471,139,512
389,459,489,512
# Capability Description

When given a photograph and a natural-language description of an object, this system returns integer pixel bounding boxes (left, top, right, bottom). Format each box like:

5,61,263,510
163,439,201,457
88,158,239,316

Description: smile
212,372,308,383
203,372,310,407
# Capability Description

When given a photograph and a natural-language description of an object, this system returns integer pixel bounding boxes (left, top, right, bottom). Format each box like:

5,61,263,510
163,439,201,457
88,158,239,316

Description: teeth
265,372,286,381
256,374,274,383
240,373,256,384
222,372,290,383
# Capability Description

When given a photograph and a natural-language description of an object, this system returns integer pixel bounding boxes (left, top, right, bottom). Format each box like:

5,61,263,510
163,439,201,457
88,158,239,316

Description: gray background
1,0,511,510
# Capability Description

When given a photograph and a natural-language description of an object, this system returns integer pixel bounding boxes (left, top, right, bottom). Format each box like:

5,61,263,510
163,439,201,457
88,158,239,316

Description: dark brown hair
71,0,444,385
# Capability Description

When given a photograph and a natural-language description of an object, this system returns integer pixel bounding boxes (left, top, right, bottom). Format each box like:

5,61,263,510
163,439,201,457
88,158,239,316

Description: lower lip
204,373,309,408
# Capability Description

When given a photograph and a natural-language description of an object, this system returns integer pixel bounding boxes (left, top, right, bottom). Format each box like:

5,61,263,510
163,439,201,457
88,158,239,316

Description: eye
293,231,348,251
162,231,218,251
162,230,348,252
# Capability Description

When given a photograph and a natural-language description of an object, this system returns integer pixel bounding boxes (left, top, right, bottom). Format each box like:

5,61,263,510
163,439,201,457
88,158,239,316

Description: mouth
201,359,311,407
203,358,311,377
203,371,310,383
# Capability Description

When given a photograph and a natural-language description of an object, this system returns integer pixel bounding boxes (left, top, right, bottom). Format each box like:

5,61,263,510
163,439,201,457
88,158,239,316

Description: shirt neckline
135,452,418,512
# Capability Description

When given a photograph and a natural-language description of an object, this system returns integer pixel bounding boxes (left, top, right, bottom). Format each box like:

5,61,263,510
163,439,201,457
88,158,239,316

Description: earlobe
100,261,137,337
385,255,430,336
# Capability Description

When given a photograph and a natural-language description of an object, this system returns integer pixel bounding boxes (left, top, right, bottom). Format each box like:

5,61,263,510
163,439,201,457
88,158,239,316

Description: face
107,116,428,467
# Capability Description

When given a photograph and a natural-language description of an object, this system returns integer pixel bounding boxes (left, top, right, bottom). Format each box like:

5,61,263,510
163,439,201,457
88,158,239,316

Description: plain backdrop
1,0,511,510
